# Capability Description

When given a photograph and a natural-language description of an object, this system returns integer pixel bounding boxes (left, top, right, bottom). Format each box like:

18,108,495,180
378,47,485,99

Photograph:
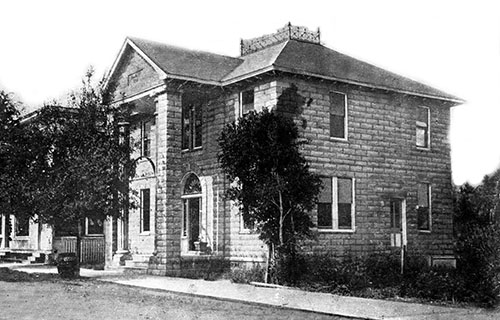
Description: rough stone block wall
149,74,454,273
273,77,454,258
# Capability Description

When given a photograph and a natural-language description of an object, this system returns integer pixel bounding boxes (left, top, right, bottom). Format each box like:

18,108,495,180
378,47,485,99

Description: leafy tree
218,90,321,283
18,70,134,266
454,171,500,307
0,91,23,242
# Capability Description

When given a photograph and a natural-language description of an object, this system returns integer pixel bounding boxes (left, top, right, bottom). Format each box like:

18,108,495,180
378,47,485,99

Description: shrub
456,222,500,307
228,264,265,284
364,252,401,288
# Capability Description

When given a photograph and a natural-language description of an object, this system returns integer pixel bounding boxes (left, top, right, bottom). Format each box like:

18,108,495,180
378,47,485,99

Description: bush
456,223,500,307
228,264,265,284
403,267,465,302
272,251,483,305
364,252,401,288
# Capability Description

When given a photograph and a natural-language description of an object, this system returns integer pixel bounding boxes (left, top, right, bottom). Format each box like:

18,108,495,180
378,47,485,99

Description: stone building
103,24,461,274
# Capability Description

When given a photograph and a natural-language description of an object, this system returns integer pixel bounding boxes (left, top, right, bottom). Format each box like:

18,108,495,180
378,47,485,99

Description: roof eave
223,65,463,105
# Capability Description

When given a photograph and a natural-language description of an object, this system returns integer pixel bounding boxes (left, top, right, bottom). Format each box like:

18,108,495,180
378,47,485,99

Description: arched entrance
181,173,202,252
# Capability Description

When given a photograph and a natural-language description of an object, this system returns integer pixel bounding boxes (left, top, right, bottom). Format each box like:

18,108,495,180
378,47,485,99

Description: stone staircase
0,250,48,264
123,254,150,274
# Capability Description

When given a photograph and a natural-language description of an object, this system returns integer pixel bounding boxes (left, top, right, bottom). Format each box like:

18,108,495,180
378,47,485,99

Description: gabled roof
273,40,462,102
106,36,463,104
128,37,242,84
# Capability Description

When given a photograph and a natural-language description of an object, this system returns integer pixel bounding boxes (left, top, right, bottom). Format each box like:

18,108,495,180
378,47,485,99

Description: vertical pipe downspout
216,175,219,253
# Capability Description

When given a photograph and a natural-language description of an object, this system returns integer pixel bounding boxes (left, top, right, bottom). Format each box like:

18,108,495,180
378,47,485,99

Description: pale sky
1,0,499,186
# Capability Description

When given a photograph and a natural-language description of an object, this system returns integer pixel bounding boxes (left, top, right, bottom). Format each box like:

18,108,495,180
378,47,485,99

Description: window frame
416,106,430,149
318,177,356,233
181,96,203,151
85,217,104,236
239,211,255,233
329,91,348,141
140,188,151,234
417,183,432,232
238,88,255,119
14,216,30,238
141,120,151,158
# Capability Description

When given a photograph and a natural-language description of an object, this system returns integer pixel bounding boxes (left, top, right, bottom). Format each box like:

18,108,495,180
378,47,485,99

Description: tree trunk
278,190,284,247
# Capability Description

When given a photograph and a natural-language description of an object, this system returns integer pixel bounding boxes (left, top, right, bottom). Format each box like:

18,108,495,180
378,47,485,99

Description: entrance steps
0,250,48,264
123,254,151,274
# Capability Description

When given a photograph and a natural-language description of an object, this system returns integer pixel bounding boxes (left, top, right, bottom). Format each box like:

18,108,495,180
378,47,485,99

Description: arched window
181,173,202,252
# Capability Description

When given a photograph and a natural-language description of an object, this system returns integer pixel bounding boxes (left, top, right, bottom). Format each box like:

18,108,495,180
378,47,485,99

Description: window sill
181,251,210,257
418,229,431,234
239,229,256,235
329,137,348,142
140,231,151,236
416,146,430,151
181,147,203,153
13,236,30,240
317,228,355,234
85,234,104,237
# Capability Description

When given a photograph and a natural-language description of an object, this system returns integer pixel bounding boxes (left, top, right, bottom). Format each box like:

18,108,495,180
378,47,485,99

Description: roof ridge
127,36,241,62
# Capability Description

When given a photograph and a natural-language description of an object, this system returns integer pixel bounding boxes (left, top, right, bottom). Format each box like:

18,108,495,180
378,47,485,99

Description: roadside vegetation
228,169,500,308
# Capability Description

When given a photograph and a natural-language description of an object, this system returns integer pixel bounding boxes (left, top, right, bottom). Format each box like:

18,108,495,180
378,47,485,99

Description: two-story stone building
103,24,462,275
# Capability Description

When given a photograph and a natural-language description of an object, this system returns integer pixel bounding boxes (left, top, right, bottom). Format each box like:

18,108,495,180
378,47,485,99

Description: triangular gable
104,38,167,100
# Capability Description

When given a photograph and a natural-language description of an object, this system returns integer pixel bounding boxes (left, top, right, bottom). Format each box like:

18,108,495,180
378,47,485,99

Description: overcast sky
1,0,499,186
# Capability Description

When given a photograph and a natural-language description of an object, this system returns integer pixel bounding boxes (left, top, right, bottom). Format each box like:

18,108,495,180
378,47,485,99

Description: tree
218,89,321,283
19,70,134,268
0,91,23,243
454,171,500,307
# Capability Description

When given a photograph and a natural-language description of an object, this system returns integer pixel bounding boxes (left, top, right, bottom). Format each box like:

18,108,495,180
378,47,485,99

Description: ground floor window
417,183,431,231
14,216,29,237
86,218,104,236
318,177,355,231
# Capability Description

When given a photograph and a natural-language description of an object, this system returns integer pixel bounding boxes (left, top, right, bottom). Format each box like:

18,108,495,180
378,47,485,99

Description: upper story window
318,177,355,231
141,120,151,157
417,183,431,231
416,106,430,148
182,95,203,150
238,89,255,118
329,92,347,139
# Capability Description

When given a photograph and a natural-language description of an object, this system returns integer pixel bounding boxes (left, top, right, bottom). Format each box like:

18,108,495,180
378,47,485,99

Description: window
239,89,255,117
141,121,151,157
181,174,202,251
140,188,151,233
390,200,401,229
417,183,431,231
416,106,430,148
240,213,255,232
330,92,347,139
318,177,355,231
86,218,104,235
182,95,203,150
15,216,29,237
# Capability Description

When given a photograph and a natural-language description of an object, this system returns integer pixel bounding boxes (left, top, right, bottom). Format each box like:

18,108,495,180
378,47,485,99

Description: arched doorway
181,173,202,252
